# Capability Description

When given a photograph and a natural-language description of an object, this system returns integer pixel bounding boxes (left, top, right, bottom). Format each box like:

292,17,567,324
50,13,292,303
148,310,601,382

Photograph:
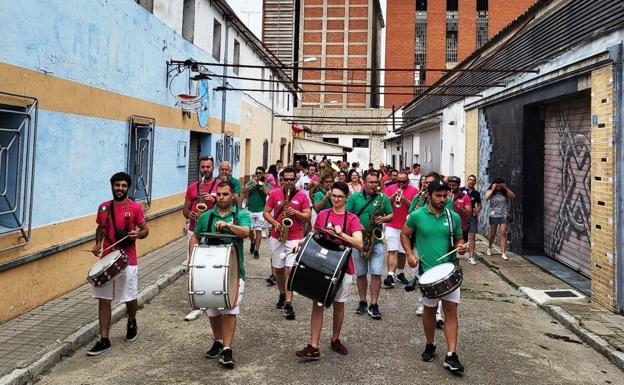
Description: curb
477,254,624,372
0,265,185,385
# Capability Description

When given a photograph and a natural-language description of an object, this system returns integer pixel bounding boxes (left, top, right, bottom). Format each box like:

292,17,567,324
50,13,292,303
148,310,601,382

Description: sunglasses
283,177,296,182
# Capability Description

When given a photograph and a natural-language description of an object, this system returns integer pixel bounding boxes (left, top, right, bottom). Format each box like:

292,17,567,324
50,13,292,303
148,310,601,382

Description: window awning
293,137,352,156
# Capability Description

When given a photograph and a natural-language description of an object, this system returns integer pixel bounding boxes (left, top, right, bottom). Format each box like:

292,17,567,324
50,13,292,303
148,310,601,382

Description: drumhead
88,250,124,277
226,244,240,308
419,263,455,284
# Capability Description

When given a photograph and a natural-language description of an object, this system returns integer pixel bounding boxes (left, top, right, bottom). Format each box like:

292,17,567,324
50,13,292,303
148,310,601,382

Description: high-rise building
384,0,535,109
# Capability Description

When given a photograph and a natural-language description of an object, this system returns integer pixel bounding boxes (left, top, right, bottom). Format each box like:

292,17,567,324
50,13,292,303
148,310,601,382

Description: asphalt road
36,241,622,385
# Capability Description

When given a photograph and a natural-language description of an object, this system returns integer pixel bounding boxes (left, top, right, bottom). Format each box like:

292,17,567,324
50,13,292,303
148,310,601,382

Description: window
287,94,290,111
262,139,269,169
212,19,222,62
182,0,196,42
0,93,37,252
445,1,458,63
414,0,428,91
127,116,155,206
352,138,369,148
261,68,265,93
233,39,240,75
476,0,489,49
323,137,339,144
135,0,153,13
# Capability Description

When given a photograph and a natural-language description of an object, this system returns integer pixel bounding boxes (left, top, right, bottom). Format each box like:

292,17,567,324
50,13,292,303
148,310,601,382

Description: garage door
187,132,200,185
543,95,591,276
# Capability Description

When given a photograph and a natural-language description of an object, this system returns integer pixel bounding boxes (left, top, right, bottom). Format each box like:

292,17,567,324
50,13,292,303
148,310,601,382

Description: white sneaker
436,311,445,327
184,309,203,321
468,256,476,265
501,254,509,261
486,248,492,256
416,305,424,316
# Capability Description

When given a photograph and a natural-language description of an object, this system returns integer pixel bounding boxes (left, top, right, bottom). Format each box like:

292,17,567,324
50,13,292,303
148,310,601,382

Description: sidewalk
474,238,624,371
0,238,187,385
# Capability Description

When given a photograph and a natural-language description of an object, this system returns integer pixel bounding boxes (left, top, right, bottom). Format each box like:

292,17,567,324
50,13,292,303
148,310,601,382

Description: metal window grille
0,91,37,253
216,139,224,165
446,11,458,63
476,11,489,48
414,10,427,92
127,116,155,207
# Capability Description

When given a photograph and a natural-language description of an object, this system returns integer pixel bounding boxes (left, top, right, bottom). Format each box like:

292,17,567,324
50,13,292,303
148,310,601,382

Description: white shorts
91,265,138,303
333,274,352,303
205,279,245,317
422,287,461,308
249,212,266,230
385,226,405,253
270,237,301,268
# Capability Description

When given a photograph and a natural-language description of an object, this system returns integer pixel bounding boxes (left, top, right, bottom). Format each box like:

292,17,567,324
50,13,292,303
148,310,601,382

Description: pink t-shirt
266,189,311,240
267,174,279,191
314,209,363,275
96,199,145,265
384,184,419,229
452,191,473,231
184,178,219,231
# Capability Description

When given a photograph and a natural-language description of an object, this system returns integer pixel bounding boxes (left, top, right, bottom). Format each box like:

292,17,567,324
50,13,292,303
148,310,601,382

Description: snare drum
87,250,128,287
188,244,240,310
418,262,463,299
287,234,351,308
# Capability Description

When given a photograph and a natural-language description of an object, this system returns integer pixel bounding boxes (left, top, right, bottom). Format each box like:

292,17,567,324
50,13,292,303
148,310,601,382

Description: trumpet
196,175,208,213
394,188,403,207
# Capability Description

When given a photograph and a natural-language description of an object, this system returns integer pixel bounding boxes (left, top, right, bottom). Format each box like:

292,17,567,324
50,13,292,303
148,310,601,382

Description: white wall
153,0,184,34
322,134,372,166
440,100,467,182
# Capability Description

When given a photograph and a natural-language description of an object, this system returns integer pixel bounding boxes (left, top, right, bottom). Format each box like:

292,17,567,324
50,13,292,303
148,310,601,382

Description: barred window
476,10,489,48
0,92,37,252
445,9,458,63
127,116,155,207
414,7,428,92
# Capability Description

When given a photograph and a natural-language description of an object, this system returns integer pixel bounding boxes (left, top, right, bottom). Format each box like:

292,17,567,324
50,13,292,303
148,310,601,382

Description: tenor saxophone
278,188,294,242
195,175,208,213
361,196,384,259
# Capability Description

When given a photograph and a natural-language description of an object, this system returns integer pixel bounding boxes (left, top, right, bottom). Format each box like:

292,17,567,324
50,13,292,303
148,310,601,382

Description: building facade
263,0,299,78
383,0,534,109
0,0,294,321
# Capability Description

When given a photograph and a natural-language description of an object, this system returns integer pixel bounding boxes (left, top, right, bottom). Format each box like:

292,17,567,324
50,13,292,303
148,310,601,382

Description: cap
427,180,450,194
447,176,461,184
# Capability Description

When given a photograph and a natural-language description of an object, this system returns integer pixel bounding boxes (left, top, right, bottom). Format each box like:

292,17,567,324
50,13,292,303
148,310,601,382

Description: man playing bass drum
294,182,363,360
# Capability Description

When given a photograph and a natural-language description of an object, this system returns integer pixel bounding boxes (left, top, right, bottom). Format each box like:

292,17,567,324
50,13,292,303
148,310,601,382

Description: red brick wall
384,0,415,109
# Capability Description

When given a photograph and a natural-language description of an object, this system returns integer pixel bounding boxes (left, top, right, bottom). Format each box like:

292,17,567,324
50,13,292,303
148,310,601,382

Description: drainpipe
220,21,230,163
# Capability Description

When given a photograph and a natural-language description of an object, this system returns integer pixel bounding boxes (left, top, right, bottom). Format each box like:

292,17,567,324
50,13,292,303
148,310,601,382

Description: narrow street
36,242,621,385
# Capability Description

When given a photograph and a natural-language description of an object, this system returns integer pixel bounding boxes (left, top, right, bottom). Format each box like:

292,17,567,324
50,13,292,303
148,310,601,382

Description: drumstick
84,235,131,256
434,241,470,262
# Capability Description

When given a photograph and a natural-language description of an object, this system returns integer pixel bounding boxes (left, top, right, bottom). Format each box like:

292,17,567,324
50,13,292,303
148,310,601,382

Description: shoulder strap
444,208,455,253
356,194,377,217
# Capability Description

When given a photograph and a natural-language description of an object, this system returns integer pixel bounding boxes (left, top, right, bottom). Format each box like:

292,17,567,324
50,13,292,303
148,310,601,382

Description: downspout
220,20,230,162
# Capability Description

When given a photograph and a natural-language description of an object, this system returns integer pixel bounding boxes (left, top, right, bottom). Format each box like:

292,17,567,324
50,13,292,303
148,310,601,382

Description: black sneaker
276,294,286,309
444,352,464,373
284,303,296,320
355,301,368,315
405,278,418,292
253,250,259,259
367,304,382,319
396,273,409,285
87,338,111,356
421,343,436,362
250,242,255,254
126,319,138,342
383,275,396,287
205,340,224,358
266,274,276,286
219,348,236,368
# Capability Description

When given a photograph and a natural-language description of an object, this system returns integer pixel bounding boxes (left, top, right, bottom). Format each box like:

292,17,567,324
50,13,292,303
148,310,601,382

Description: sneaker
87,338,111,356
368,304,382,320
266,274,276,286
205,340,224,358
184,309,203,321
436,312,444,328
284,303,296,320
501,253,509,260
295,344,320,361
276,294,286,309
444,352,465,372
421,343,436,362
253,250,260,259
355,301,368,315
383,275,395,287
125,319,138,342
330,339,348,355
405,278,418,292
486,248,492,256
396,273,409,285
250,242,255,254
219,348,236,368
468,256,476,265
416,305,424,316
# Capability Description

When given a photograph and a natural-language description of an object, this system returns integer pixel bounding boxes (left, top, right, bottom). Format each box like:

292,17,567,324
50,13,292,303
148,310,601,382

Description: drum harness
204,208,239,246
319,209,349,249
417,208,457,277
107,200,133,248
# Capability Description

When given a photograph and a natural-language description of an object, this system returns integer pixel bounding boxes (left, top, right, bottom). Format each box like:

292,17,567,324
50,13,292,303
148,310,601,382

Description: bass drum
287,234,351,308
188,244,240,310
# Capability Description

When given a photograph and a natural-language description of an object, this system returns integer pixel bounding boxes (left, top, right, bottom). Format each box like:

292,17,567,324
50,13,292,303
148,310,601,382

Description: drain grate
544,290,579,298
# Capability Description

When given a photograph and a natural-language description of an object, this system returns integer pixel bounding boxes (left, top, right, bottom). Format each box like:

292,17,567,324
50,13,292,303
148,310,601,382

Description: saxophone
195,175,208,213
278,188,294,242
361,195,384,259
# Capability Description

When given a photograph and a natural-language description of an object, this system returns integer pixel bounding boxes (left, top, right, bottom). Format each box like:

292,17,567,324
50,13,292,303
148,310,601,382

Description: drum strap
108,200,132,247
205,208,239,245
322,210,349,246
444,208,457,264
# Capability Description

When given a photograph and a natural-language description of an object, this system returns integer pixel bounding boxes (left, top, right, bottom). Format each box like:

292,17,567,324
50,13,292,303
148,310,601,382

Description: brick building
384,0,534,109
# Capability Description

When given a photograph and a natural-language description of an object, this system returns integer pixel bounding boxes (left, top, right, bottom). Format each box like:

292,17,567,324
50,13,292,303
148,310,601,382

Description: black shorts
462,230,469,242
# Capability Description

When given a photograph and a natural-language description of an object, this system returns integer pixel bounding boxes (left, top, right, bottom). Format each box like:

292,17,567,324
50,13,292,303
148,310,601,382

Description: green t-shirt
408,193,453,213
313,190,332,211
228,176,242,195
194,206,251,280
405,205,462,273
345,191,392,244
247,183,270,212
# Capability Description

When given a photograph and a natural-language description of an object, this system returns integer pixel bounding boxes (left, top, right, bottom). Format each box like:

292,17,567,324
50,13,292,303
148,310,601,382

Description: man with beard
401,180,466,373
217,161,242,203
183,156,218,321
190,181,251,368
88,172,149,356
